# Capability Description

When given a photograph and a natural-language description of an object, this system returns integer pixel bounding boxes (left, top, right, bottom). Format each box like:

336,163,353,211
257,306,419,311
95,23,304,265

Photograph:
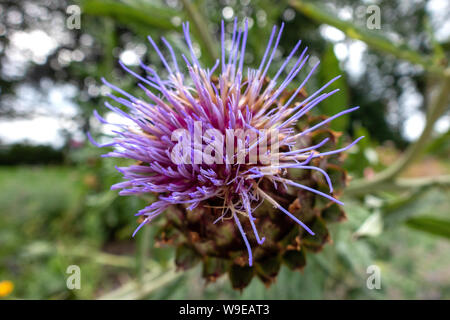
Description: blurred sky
0,0,449,147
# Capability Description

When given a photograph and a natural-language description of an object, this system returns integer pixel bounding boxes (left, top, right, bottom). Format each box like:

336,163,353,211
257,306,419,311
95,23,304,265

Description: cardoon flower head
90,19,362,285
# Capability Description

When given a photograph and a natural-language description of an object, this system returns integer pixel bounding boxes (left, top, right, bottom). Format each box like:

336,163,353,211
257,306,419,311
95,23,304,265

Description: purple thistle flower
90,19,363,267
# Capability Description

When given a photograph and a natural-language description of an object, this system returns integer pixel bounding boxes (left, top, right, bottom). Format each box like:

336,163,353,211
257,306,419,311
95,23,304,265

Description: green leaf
425,130,450,159
405,216,450,240
383,188,448,226
81,0,181,31
318,44,350,131
353,210,383,238
353,188,449,239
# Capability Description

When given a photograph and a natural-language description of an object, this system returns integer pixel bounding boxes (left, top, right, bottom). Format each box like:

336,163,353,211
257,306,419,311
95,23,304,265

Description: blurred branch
97,266,181,300
180,0,218,63
136,225,151,286
394,175,450,189
64,246,137,268
405,216,450,240
348,175,450,195
24,242,180,299
24,242,138,268
81,0,180,31
348,78,450,195
289,0,450,78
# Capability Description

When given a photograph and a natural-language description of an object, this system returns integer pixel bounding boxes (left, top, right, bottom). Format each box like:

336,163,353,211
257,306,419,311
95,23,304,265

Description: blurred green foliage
0,144,64,165
1,165,449,299
0,0,449,300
